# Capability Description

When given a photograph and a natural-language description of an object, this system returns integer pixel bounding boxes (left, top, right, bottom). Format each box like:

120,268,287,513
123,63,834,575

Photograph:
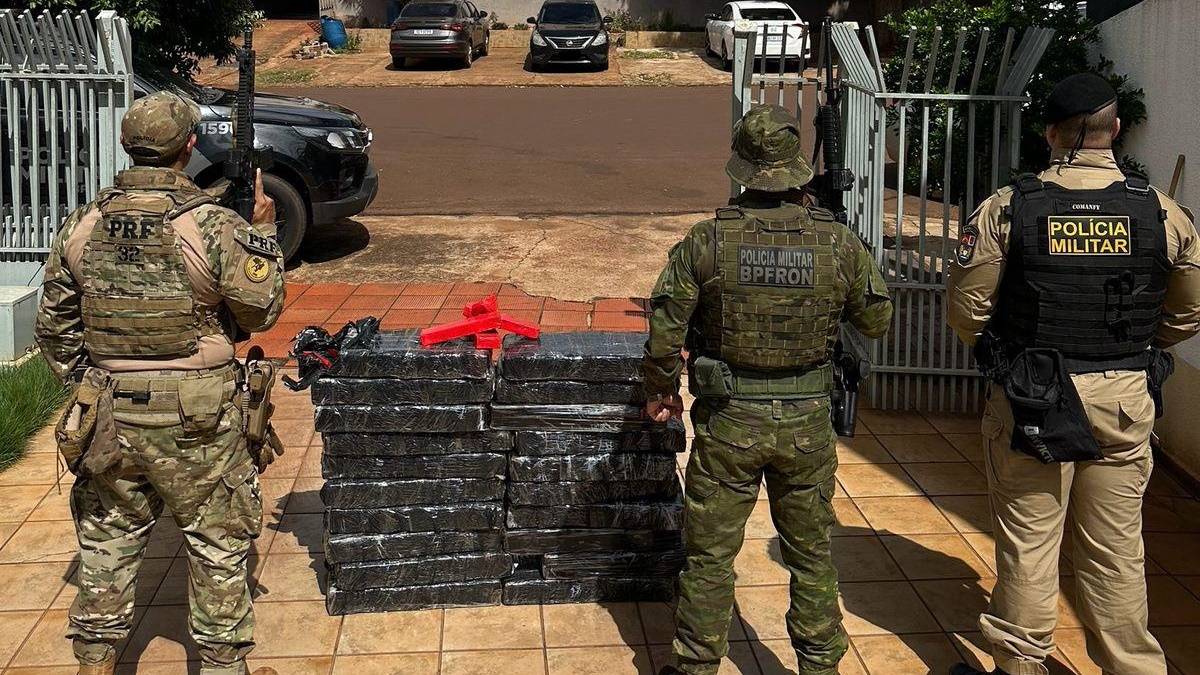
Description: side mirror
478,11,487,19
602,16,613,23
526,16,537,24
705,13,717,20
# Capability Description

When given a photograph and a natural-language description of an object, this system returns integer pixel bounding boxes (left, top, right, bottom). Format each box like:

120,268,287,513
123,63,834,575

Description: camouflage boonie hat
726,104,814,192
121,91,201,166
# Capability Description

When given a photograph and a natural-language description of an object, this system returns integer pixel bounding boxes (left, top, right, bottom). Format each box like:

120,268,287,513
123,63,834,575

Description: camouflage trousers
673,396,847,675
68,365,263,675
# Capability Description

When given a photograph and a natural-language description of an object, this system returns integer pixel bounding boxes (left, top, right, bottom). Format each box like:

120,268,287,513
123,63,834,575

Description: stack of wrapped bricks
493,332,687,604
313,331,513,615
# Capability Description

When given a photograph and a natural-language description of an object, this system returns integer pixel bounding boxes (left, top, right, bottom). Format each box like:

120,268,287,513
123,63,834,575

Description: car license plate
414,29,435,35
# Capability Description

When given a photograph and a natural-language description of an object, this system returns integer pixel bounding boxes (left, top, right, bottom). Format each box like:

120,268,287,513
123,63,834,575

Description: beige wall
1099,0,1200,479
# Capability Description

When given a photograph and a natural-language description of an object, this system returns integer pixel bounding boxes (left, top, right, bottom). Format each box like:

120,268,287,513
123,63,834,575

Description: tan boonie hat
726,104,814,192
121,91,201,166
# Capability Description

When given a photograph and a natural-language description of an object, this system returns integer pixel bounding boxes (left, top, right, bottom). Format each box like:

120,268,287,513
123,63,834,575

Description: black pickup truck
137,70,379,261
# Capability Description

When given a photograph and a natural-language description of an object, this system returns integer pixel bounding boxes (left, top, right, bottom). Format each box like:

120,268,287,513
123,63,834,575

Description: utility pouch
54,368,106,475
691,356,733,399
1147,347,1175,419
1003,348,1101,463
178,374,226,435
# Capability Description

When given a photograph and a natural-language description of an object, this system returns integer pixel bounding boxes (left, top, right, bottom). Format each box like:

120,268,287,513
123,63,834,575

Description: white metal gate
733,22,1053,411
0,9,132,281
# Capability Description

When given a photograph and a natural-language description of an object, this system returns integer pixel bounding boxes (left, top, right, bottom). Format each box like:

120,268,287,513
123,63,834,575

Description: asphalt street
285,86,750,216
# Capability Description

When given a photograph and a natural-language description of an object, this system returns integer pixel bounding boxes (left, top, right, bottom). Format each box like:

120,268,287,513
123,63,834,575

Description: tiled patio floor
245,282,650,360
2,286,1200,674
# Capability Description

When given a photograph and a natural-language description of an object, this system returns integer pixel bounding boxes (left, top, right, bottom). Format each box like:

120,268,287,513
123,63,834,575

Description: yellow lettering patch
244,255,271,283
1046,216,1132,256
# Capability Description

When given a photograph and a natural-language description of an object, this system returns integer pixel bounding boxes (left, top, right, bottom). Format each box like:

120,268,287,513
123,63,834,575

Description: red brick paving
245,283,649,359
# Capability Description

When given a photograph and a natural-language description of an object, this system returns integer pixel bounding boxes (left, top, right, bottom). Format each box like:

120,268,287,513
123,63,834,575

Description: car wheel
391,56,405,69
463,43,473,68
705,33,715,57
262,173,307,262
721,41,731,71
480,31,490,56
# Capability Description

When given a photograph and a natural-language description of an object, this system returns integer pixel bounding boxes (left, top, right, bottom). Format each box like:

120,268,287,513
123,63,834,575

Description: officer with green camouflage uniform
35,91,285,675
644,105,893,675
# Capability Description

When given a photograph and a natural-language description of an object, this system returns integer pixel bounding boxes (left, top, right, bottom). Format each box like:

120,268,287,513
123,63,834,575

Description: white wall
1098,0,1200,205
1099,0,1200,479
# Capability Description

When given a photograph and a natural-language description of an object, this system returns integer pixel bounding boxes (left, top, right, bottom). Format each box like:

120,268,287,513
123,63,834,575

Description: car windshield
401,3,457,17
540,3,600,24
740,8,798,21
138,67,223,105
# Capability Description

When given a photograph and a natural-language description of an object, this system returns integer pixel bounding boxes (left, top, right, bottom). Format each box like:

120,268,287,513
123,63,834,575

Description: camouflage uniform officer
643,104,893,675
35,91,285,675
947,74,1200,675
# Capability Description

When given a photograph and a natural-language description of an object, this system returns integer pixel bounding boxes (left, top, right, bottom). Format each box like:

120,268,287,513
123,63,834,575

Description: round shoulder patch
244,255,271,283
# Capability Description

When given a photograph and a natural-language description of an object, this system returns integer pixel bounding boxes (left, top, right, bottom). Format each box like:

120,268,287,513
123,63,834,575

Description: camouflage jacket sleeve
35,208,88,382
837,224,893,338
194,205,286,334
642,220,715,399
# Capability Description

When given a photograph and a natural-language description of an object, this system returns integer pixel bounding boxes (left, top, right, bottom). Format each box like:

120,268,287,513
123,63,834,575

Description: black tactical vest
693,205,846,375
991,175,1170,371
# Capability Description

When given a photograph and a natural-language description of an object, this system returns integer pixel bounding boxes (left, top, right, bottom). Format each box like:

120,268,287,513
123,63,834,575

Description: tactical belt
728,363,833,400
1061,352,1154,375
110,363,239,410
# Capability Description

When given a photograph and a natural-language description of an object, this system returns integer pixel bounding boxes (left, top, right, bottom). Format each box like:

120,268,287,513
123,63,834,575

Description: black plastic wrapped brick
327,580,502,614
513,424,685,456
322,330,491,380
329,553,515,591
541,551,686,579
322,453,507,480
499,332,645,382
501,572,675,605
323,432,512,457
508,453,678,483
314,404,487,434
506,503,683,531
490,404,648,433
504,529,683,555
494,378,644,405
325,502,505,534
325,530,504,564
321,478,504,508
311,375,494,406
507,479,680,506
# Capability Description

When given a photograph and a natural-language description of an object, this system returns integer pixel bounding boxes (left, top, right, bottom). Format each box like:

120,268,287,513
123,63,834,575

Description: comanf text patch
1047,216,1132,256
738,245,815,287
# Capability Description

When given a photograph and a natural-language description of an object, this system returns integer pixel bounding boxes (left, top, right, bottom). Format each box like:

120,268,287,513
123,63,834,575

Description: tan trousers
979,370,1166,675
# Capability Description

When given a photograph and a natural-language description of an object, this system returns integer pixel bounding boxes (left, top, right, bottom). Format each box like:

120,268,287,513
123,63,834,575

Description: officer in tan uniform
947,73,1200,675
35,91,285,675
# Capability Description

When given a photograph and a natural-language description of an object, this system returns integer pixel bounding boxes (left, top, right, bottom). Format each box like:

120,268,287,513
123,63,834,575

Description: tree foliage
15,0,261,78
880,0,1146,201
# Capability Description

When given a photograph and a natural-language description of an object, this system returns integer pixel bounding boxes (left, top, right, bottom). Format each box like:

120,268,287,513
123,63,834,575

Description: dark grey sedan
390,0,491,69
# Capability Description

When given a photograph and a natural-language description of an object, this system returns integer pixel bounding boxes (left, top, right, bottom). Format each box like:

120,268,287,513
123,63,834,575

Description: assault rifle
809,14,865,437
226,29,273,222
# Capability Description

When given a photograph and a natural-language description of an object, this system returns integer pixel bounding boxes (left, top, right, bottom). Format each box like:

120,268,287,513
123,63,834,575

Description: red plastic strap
419,312,501,347
419,294,542,348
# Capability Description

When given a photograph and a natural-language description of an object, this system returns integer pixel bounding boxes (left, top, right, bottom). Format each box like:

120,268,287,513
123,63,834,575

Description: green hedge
0,358,67,471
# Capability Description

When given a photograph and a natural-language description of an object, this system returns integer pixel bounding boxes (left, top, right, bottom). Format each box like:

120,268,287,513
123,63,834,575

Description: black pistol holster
1147,347,1175,419
1002,348,1101,463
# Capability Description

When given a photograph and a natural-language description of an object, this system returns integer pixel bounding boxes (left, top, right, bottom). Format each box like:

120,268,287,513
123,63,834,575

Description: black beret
1045,72,1117,124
